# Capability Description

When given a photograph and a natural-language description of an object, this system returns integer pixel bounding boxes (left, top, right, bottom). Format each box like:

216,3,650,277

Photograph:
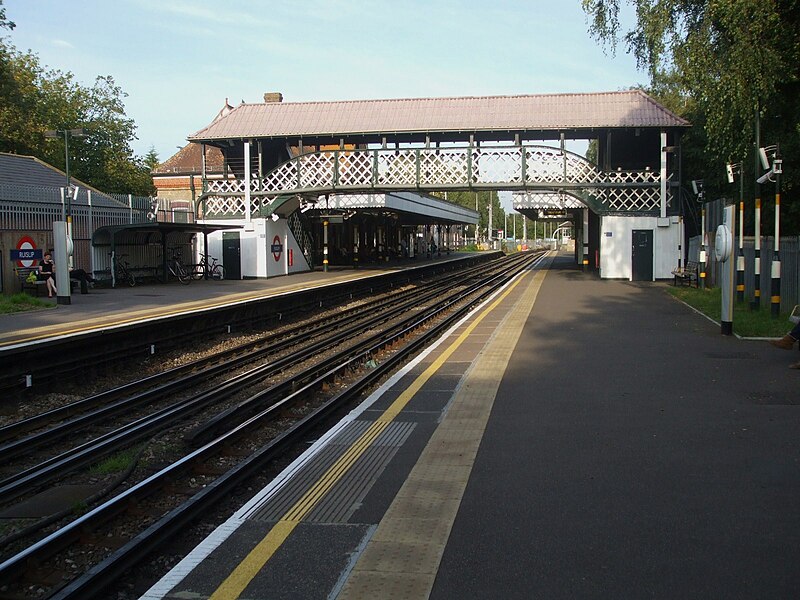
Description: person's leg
46,276,57,297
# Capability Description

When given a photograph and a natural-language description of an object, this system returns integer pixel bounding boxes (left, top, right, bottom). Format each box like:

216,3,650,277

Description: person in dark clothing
69,268,94,294
39,252,57,297
770,320,800,370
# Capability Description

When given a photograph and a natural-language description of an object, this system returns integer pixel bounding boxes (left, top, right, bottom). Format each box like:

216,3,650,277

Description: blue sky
4,0,644,164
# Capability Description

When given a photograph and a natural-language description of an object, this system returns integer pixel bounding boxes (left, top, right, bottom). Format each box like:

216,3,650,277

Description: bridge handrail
203,144,660,198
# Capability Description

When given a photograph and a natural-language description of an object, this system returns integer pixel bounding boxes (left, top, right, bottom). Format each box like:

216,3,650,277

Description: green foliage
89,446,139,475
0,0,13,30
582,0,800,234
0,3,154,196
0,293,53,312
666,285,791,337
433,191,507,239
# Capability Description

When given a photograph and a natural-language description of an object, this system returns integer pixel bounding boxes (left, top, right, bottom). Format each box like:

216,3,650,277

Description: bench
16,266,86,296
16,267,48,296
671,260,699,287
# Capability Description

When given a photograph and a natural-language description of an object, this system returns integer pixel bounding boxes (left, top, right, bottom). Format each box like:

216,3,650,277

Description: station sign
13,236,42,267
271,235,283,261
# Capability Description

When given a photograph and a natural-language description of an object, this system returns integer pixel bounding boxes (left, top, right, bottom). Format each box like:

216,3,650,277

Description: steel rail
0,254,533,504
0,253,499,396
2,251,540,599
0,254,496,456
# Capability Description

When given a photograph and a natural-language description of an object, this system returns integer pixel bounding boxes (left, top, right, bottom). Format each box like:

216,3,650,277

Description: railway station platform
142,250,800,599
0,252,481,350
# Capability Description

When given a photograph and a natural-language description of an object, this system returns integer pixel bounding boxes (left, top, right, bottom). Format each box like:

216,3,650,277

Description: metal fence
1,183,194,286
687,198,800,312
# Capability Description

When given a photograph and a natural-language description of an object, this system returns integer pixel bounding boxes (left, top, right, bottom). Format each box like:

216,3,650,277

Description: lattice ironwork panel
524,147,571,183
419,149,469,186
604,187,661,212
338,151,374,187
513,191,585,210
376,151,417,187
475,147,523,184
202,194,247,217
207,179,245,194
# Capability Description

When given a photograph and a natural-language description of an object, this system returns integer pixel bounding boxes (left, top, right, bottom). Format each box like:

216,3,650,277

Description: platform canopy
297,192,478,226
92,221,240,248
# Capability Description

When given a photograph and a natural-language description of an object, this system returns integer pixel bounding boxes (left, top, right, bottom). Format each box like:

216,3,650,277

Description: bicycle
167,247,192,285
112,253,136,287
192,253,224,280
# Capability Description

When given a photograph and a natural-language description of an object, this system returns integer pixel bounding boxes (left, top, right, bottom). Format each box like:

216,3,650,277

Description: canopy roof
189,90,689,143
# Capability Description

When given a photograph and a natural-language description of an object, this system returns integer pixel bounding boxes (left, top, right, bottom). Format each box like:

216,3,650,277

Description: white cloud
51,39,74,49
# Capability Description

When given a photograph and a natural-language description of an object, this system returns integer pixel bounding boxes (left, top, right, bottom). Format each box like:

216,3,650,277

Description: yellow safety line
209,269,532,600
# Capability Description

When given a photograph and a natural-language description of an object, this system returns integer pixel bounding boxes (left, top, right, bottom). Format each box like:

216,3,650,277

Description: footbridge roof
188,90,689,143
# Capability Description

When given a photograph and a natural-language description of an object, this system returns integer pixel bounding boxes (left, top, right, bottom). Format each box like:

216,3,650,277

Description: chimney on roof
264,92,283,103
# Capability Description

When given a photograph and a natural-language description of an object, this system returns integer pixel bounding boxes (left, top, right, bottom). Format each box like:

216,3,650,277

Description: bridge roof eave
189,123,689,147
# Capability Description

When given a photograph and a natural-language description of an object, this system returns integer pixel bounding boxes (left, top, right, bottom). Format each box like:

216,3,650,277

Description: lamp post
44,128,88,224
726,162,745,301
758,144,782,317
692,180,706,289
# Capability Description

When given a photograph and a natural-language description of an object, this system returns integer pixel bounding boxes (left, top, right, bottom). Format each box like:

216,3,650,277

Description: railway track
0,251,541,599
0,253,501,398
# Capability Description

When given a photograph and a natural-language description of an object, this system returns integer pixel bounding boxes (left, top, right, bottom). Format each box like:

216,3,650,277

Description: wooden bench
16,266,85,296
16,267,48,296
671,260,699,287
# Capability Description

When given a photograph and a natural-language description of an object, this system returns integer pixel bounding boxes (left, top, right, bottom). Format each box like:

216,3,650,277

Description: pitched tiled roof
0,152,124,207
153,143,225,174
188,90,690,142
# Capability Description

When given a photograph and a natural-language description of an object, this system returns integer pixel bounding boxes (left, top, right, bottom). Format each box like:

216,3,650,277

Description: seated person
38,251,57,297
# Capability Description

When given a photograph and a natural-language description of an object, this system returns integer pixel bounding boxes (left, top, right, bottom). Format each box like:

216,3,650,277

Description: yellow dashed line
209,270,531,599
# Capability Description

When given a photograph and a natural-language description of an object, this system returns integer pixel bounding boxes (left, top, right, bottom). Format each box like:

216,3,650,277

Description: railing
206,145,659,194
200,145,663,216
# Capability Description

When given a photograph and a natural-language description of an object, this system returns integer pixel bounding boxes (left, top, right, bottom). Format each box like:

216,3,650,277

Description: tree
0,0,13,30
0,3,154,196
144,146,160,172
582,0,800,233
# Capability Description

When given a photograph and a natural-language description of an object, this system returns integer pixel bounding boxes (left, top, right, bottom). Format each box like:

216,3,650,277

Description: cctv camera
691,180,702,195
757,169,774,185
726,164,734,184
759,147,771,171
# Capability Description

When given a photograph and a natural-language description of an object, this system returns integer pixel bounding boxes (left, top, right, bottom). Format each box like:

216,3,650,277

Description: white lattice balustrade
202,145,664,216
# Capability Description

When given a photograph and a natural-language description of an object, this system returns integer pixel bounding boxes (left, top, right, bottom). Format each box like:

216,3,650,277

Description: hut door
631,229,653,281
222,232,241,280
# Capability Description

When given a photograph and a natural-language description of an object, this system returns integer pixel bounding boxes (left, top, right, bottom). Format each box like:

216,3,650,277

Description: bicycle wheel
126,272,136,287
211,264,224,280
176,263,191,284
191,262,204,280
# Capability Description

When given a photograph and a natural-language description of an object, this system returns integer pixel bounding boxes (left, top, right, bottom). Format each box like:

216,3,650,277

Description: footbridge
186,90,690,279
190,90,687,219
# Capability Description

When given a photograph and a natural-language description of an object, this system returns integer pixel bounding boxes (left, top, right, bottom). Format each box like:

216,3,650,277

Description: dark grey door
631,229,653,281
222,232,241,280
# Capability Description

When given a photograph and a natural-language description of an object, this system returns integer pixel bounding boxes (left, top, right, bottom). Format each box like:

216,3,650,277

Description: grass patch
666,285,792,337
0,293,53,314
88,446,140,475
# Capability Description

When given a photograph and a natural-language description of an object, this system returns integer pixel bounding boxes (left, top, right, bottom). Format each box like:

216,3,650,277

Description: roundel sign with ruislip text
271,235,283,262
14,235,41,268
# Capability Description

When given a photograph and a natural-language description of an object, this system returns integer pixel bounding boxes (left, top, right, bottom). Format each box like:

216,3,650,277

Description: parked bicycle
167,247,192,285
192,253,224,280
111,253,136,287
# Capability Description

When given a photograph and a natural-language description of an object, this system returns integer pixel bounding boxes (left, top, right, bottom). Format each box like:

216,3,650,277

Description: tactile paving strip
249,420,415,523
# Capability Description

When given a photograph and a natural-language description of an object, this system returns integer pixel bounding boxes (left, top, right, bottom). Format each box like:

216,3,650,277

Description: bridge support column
582,208,589,271
323,219,329,272
353,224,359,269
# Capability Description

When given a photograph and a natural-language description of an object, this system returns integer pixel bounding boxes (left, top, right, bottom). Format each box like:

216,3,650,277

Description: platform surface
127,251,798,598
0,254,473,349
